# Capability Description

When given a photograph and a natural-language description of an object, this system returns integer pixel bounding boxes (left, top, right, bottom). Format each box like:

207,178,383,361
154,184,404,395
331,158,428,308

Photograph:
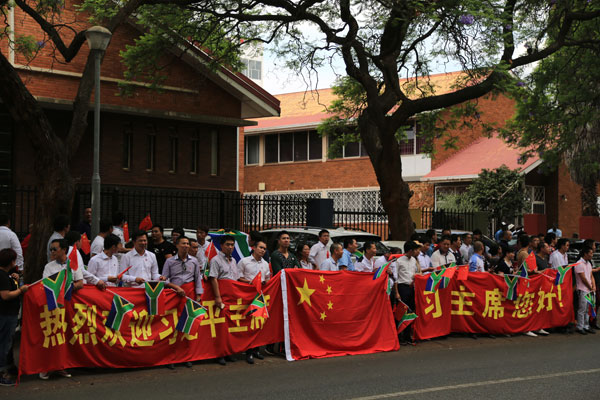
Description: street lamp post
85,26,112,239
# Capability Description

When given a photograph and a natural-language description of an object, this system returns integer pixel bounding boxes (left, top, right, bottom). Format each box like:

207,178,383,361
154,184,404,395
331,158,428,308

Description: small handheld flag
68,246,79,271
123,222,130,242
518,264,529,279
64,260,74,301
42,270,66,311
139,214,153,231
555,264,575,285
105,294,134,331
522,252,537,272
457,265,469,281
204,242,218,279
585,292,596,319
144,281,166,315
373,261,390,280
246,292,269,319
397,313,418,334
503,275,519,301
176,298,207,334
425,269,449,292
81,233,91,255
251,271,262,293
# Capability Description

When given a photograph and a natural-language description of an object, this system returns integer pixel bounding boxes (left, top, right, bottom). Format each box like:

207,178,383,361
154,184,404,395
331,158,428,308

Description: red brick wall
6,1,241,118
432,94,516,168
14,110,238,190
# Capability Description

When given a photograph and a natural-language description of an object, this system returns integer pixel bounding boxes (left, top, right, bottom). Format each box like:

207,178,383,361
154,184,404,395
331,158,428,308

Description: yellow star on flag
296,279,315,307
320,312,327,320
319,275,325,284
326,285,332,295
327,301,333,310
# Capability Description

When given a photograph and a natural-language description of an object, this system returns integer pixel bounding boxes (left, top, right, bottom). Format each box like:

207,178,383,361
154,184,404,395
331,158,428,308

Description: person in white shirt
460,233,473,264
119,230,162,287
196,225,210,267
417,238,433,273
64,230,103,288
355,241,377,272
40,239,80,380
238,240,271,284
320,243,343,271
237,239,270,364
396,241,421,309
0,215,23,271
309,230,330,269
188,238,200,261
430,235,456,268
549,238,570,269
90,219,113,257
87,234,121,287
46,215,70,262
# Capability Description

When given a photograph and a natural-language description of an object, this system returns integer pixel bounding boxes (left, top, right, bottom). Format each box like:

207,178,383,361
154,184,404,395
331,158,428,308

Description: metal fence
10,185,308,238
421,208,475,231
333,210,389,240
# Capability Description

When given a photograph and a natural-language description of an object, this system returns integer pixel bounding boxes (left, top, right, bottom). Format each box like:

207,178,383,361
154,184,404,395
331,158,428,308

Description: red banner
283,269,399,360
19,277,282,376
413,270,574,340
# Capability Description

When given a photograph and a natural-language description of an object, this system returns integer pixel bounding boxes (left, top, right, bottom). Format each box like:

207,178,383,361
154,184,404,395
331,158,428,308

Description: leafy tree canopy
467,165,526,221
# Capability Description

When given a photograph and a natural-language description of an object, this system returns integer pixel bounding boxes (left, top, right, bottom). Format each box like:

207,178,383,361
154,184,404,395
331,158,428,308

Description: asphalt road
10,332,600,399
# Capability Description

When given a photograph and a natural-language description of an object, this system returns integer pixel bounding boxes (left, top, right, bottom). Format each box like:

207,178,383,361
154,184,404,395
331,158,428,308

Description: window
400,122,426,155
242,58,262,80
210,129,218,176
264,131,322,163
245,135,259,165
168,132,178,173
524,185,545,214
343,141,366,158
122,123,132,170
190,132,199,174
265,134,278,163
146,126,156,171
308,131,322,160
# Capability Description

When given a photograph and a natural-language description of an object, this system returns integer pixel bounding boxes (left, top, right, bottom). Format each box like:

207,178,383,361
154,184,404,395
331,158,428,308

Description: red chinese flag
457,265,469,281
123,223,130,242
251,271,262,293
139,214,153,231
394,301,408,321
524,251,537,271
80,233,91,255
68,245,79,271
441,266,456,278
285,269,399,360
205,241,218,260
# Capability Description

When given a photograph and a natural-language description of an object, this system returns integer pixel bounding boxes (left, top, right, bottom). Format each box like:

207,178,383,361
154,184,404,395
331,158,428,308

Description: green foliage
436,192,479,212
501,12,600,213
466,166,526,221
14,35,39,61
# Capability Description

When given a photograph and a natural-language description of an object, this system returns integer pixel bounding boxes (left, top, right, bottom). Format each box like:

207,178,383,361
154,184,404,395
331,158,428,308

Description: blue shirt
469,253,485,272
494,229,503,242
339,249,355,271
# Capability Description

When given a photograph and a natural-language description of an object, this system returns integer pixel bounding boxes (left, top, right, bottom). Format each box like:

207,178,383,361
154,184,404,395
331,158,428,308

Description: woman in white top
297,243,314,269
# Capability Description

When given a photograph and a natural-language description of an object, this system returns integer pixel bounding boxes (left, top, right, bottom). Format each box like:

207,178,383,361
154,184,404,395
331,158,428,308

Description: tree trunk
358,114,414,240
0,52,77,282
581,180,599,217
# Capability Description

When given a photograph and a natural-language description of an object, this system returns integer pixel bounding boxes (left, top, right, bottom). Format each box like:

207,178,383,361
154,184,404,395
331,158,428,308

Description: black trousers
397,283,415,312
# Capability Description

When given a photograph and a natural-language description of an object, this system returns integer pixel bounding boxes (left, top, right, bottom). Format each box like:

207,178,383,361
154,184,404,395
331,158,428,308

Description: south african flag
585,292,596,318
246,292,269,319
145,281,166,315
425,270,449,292
42,270,66,311
555,264,575,285
373,261,390,280
105,294,134,331
64,259,74,301
176,298,207,334
503,275,519,301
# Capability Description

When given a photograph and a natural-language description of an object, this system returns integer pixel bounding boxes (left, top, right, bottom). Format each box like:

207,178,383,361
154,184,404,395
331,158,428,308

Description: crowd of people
0,210,598,385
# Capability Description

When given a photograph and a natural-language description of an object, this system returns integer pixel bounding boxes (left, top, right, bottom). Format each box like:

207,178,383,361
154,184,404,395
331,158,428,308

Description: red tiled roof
422,134,540,181
247,71,467,132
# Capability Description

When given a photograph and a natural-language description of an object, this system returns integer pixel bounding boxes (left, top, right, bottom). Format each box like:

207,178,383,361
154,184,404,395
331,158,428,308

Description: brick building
1,1,280,234
241,72,596,238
